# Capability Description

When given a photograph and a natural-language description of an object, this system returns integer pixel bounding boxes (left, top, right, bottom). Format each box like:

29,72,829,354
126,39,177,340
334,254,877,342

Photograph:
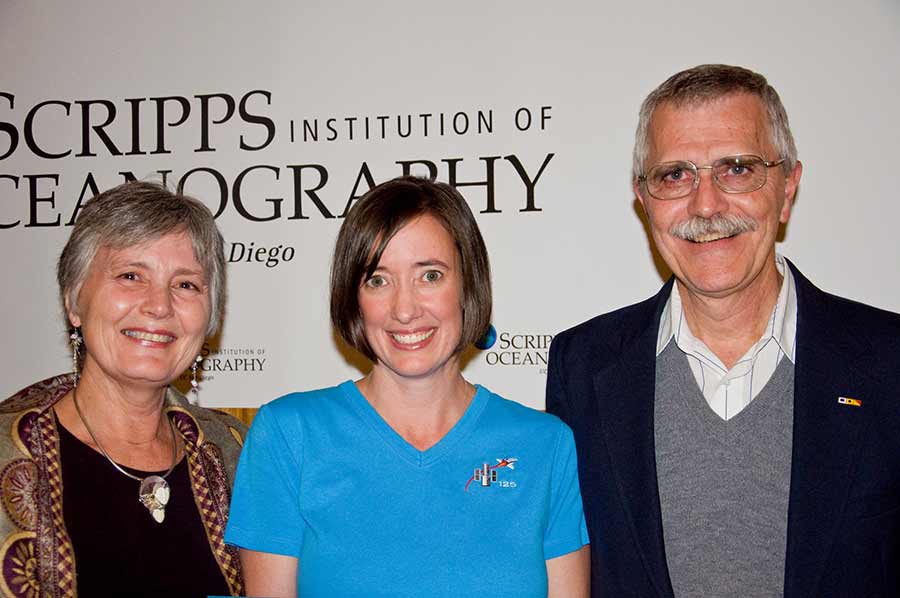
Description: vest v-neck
660,344,794,442
339,380,489,468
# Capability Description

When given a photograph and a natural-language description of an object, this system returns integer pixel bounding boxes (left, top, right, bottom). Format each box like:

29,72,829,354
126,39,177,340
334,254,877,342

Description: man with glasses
547,64,900,597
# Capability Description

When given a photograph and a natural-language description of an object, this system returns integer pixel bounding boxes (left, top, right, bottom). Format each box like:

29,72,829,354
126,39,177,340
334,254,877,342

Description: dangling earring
69,328,83,385
190,355,202,403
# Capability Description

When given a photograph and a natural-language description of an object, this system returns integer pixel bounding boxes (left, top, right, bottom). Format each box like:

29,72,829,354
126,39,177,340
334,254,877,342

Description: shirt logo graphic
464,457,518,491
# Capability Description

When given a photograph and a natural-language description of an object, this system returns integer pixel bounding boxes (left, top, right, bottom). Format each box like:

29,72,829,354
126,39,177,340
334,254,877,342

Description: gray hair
57,181,226,336
633,64,797,178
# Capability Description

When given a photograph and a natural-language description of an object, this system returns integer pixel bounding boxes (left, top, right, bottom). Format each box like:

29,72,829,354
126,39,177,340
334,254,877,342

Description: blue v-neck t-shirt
225,381,588,598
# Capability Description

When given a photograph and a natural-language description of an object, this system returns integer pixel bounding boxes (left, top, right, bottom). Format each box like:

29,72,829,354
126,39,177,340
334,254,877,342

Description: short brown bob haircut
330,176,492,363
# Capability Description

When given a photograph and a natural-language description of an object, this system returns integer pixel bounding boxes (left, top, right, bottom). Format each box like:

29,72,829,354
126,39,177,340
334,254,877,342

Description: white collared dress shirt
656,254,798,421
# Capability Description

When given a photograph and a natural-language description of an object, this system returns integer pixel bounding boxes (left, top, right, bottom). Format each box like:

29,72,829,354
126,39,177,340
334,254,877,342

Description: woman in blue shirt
225,176,589,597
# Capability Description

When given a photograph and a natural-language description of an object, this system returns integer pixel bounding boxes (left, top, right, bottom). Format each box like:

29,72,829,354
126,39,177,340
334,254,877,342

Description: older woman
0,182,245,597
225,176,589,597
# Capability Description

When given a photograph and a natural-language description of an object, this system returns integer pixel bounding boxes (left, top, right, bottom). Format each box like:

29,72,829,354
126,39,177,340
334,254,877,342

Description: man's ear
634,179,649,213
780,160,803,224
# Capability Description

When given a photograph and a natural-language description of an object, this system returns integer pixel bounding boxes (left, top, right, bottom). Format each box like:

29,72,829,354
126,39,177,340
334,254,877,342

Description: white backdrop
2,0,899,409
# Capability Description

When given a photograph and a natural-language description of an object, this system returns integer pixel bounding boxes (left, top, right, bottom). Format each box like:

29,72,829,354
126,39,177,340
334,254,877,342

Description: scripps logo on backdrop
0,90,556,229
477,324,553,374
198,343,267,382
176,343,268,391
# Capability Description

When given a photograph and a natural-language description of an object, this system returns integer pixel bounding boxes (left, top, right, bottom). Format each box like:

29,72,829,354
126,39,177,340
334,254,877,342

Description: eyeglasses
638,154,785,200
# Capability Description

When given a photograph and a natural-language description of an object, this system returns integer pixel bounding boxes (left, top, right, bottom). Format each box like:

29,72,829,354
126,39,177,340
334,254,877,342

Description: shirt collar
656,253,798,363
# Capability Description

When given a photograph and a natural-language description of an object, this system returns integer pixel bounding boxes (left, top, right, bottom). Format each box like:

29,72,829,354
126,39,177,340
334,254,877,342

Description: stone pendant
138,475,171,523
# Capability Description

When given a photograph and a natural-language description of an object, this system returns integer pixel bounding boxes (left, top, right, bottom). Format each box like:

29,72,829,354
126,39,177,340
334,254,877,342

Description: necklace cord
71,386,178,482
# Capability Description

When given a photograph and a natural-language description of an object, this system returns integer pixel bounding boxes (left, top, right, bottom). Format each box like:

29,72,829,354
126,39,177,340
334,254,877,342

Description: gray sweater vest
654,342,794,598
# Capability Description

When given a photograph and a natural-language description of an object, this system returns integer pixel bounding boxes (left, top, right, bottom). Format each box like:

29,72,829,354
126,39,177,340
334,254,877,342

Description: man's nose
686,168,729,218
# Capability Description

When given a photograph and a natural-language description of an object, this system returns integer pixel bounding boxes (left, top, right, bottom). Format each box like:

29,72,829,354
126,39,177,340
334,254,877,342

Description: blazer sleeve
545,332,570,422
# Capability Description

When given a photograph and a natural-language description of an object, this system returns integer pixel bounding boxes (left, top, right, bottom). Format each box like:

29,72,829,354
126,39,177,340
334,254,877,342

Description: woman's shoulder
0,376,70,469
187,404,248,442
262,381,355,416
478,385,570,436
164,386,248,448
0,374,73,417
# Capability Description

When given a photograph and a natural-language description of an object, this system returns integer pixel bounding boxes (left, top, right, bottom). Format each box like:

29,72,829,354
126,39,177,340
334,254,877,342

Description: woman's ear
64,294,81,329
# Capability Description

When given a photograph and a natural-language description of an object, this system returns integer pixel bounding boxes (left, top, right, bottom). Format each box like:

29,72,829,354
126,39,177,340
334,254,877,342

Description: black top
58,416,230,597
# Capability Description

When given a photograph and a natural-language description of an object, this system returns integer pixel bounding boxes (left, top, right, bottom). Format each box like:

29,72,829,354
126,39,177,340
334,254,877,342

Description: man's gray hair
633,64,797,178
57,181,227,336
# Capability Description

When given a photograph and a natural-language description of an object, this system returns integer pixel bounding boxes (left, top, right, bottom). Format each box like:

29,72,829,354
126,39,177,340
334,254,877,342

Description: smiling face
635,93,802,300
67,231,211,391
357,214,464,382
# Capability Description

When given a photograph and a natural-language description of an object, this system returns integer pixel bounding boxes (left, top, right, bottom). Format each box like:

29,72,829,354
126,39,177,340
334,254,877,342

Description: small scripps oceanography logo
464,457,518,491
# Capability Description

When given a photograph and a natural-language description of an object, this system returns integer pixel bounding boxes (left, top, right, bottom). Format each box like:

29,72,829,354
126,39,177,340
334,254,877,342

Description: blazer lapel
784,265,873,598
592,283,674,598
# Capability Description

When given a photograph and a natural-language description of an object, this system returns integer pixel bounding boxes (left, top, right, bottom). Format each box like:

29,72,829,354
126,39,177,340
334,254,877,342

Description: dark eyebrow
415,259,451,269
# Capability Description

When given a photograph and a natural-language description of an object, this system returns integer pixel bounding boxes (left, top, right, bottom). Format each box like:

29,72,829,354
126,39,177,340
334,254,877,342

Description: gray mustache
670,214,758,241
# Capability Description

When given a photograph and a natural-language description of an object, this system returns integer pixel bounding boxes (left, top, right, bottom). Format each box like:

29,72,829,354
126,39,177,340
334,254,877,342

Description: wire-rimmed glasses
638,154,785,200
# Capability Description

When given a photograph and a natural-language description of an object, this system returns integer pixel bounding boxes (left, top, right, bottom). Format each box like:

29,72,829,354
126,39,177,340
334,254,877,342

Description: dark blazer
546,261,900,598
